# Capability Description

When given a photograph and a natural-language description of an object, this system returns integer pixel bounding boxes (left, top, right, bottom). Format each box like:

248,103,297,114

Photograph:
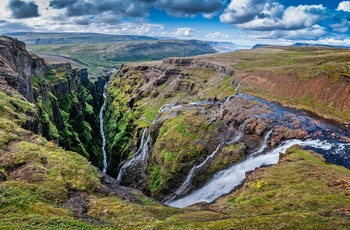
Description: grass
213,46,350,82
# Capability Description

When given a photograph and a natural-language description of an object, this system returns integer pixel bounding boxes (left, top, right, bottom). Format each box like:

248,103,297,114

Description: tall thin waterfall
99,83,108,173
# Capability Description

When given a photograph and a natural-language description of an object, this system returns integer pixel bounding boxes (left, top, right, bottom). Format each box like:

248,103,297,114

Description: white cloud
330,19,350,33
220,0,270,24
173,27,195,37
220,1,326,31
316,37,350,47
0,0,11,19
257,25,327,40
337,1,350,12
206,32,229,40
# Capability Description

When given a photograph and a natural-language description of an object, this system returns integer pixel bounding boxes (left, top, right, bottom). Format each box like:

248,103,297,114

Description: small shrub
251,179,268,190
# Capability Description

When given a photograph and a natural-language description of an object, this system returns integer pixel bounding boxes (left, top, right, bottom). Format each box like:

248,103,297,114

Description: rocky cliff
0,36,44,102
0,36,108,169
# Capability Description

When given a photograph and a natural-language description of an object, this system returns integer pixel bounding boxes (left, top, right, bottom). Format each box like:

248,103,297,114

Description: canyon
0,36,349,229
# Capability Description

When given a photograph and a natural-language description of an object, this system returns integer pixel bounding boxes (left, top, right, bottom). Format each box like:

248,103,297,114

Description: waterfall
252,129,273,157
165,139,336,208
116,129,150,184
226,132,243,145
163,144,221,204
99,83,108,173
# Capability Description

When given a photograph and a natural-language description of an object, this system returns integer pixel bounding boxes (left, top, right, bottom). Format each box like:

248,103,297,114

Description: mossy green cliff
0,35,108,170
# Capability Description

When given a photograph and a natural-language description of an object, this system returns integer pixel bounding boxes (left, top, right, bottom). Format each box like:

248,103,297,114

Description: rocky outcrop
163,58,234,76
0,36,45,102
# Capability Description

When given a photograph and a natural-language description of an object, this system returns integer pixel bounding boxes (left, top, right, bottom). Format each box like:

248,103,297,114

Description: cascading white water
116,129,150,184
99,83,108,173
165,139,335,208
252,129,273,156
163,144,221,204
226,132,242,144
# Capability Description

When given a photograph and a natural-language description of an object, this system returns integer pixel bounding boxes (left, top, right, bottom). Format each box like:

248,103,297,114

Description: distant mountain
23,37,216,77
292,42,350,49
251,44,275,49
209,41,247,52
4,32,157,45
253,42,350,50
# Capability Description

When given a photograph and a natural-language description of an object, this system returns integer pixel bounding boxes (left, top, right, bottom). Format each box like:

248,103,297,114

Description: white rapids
165,139,334,208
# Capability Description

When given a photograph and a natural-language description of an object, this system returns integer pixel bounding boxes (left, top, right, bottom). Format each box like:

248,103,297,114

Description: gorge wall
105,51,350,201
0,36,108,169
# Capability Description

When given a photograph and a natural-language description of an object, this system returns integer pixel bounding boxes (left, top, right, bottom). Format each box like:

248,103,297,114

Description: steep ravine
104,54,350,205
0,36,109,170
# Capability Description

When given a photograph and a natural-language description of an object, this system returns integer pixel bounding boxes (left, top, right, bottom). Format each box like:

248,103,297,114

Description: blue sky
0,0,350,47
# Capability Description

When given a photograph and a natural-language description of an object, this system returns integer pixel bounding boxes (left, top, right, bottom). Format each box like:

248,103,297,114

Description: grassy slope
205,46,350,82
200,46,350,122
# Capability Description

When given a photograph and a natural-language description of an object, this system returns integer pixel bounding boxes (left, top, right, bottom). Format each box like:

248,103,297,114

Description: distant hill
252,43,350,49
292,42,350,49
4,32,157,45
10,32,217,77
209,41,249,52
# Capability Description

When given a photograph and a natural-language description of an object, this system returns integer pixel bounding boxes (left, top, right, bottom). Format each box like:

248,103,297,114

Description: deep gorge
1,35,350,228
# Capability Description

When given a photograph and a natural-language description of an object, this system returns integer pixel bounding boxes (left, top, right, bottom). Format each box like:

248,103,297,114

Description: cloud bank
8,0,40,19
0,0,349,44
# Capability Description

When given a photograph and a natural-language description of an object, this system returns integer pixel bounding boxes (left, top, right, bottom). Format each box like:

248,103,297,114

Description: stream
100,83,108,173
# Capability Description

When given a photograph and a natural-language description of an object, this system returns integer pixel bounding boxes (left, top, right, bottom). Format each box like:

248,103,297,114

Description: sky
0,0,350,46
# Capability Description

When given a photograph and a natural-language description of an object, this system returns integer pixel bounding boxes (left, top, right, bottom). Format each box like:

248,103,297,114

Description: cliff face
0,36,108,170
32,63,109,167
104,57,236,178
0,36,45,102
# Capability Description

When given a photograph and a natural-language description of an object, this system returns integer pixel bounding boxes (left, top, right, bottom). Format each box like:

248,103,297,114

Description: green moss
148,165,162,194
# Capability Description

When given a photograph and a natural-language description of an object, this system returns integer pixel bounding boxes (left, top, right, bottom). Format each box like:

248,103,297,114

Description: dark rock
0,171,7,183
0,36,45,102
9,164,46,182
61,192,89,218
270,126,310,146
97,170,144,204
